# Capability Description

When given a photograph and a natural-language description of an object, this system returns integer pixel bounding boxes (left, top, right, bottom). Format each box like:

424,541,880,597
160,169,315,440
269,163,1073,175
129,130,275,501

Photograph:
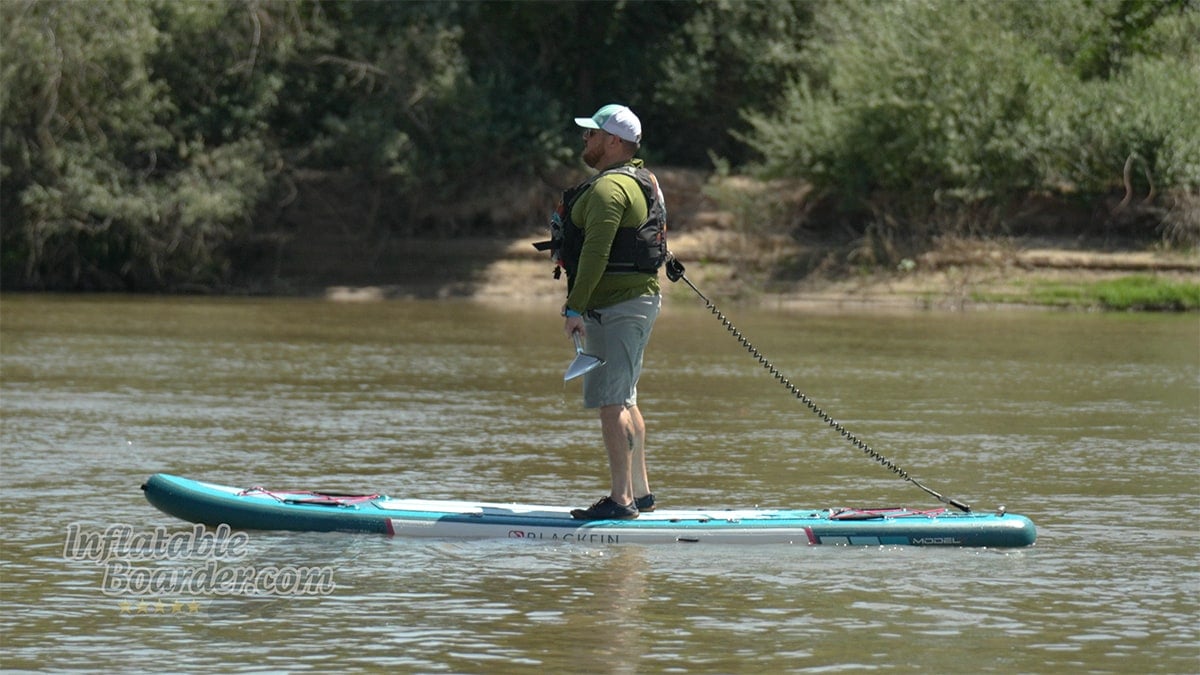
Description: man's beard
582,144,602,168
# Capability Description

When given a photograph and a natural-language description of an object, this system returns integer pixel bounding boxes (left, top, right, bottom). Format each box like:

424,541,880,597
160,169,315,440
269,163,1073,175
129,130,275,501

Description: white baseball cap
575,104,642,143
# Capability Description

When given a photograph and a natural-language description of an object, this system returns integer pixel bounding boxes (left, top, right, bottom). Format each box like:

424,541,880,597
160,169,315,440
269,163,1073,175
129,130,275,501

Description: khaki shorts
582,294,661,408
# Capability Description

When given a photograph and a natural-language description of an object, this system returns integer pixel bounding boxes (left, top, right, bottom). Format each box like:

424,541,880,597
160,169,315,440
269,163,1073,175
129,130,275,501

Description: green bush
1,0,283,290
1067,54,1200,195
742,0,1199,251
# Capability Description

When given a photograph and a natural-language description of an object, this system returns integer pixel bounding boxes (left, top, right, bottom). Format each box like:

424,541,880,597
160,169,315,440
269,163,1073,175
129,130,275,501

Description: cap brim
574,117,601,129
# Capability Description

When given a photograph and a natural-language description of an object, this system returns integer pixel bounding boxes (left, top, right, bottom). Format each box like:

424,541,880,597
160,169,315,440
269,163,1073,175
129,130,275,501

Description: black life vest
533,165,667,279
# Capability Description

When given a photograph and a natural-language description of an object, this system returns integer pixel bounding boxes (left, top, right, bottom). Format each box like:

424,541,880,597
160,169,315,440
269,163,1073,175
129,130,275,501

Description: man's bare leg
627,404,651,499
599,404,635,506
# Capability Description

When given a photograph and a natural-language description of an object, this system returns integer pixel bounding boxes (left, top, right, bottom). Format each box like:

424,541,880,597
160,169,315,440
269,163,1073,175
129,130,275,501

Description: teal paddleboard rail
142,473,1037,548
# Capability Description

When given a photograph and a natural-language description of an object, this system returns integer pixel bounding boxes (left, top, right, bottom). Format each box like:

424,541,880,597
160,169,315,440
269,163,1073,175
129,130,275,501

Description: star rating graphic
117,598,203,615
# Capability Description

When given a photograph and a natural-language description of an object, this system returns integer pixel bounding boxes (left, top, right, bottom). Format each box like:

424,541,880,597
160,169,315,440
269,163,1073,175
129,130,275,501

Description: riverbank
268,168,1197,311
316,232,1199,312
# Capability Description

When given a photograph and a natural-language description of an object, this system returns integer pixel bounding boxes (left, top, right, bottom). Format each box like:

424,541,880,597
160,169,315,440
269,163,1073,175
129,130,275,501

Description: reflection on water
1,295,1197,673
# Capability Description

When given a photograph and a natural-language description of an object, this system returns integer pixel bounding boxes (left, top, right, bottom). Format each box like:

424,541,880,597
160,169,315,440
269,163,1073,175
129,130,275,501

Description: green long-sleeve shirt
564,159,661,312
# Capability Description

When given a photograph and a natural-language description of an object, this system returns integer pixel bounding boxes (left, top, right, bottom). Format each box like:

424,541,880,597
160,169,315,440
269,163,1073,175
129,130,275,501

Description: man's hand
564,314,584,337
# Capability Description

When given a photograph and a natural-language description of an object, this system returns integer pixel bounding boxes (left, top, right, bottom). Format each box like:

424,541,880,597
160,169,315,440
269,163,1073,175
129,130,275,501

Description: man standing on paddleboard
551,104,667,520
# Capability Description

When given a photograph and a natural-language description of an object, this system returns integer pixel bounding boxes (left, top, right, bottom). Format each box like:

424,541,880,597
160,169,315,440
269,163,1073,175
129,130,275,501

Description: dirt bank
316,232,1198,312
273,168,1198,310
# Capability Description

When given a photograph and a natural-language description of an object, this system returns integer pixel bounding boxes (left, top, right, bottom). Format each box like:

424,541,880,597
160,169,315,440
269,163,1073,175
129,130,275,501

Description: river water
1,294,1196,673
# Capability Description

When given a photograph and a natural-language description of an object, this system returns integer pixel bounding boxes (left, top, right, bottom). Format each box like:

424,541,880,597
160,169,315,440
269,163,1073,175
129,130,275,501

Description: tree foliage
2,0,283,289
742,0,1199,252
1,0,1196,291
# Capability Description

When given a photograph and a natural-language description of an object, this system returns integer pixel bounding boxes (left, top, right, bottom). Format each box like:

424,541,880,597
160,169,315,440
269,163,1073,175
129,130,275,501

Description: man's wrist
562,307,582,318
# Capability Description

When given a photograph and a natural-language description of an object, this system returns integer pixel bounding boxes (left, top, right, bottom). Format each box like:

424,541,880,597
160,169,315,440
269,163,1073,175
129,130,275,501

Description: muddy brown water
2,294,1196,673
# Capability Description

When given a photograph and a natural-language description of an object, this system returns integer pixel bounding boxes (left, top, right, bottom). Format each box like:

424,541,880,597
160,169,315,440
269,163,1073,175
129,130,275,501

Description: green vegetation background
2,0,1197,292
